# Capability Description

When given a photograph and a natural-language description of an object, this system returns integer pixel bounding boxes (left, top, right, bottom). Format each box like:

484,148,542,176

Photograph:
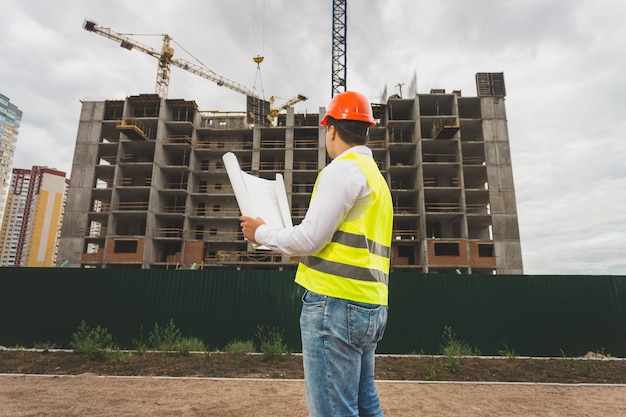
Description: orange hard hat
321,91,376,126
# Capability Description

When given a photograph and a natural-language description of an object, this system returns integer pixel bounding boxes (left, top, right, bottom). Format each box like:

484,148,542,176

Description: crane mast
83,20,306,125
331,0,347,97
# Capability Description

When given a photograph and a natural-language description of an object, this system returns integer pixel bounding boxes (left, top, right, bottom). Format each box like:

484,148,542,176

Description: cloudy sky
2,0,625,275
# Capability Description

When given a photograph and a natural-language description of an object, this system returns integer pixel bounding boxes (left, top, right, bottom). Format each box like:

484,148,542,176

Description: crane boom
83,19,307,125
83,20,258,99
171,58,257,98
273,94,308,110
266,94,308,123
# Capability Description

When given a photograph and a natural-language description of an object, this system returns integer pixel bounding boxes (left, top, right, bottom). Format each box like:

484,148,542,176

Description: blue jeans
300,290,388,417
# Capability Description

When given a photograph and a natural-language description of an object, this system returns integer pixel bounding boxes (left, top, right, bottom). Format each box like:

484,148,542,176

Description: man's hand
239,216,266,243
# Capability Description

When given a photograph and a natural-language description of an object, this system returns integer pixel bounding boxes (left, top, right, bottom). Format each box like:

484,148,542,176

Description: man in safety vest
240,91,393,417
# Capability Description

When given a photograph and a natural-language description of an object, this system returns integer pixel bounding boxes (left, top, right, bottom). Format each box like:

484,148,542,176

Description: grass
498,341,517,360
225,339,256,354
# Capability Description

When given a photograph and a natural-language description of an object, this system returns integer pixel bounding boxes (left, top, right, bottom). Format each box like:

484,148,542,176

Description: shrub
147,319,205,355
133,338,149,354
439,326,478,357
70,320,115,359
423,363,442,381
256,325,288,361
439,326,479,373
147,319,182,351
132,325,149,354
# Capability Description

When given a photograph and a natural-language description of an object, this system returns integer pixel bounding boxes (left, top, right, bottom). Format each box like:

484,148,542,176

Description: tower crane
83,20,307,125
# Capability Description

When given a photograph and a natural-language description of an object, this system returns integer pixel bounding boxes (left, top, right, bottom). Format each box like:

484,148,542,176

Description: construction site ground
1,350,625,416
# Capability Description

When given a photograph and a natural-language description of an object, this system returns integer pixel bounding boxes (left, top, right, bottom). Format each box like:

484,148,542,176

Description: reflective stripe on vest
301,255,389,285
331,230,391,259
295,151,393,305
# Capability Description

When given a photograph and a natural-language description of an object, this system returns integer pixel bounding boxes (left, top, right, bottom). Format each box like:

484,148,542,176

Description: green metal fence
1,268,625,357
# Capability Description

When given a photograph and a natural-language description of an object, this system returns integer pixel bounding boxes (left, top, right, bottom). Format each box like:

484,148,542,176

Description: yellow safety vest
295,152,393,305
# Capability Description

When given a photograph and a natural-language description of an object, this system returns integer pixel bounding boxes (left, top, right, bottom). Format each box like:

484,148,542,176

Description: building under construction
58,73,523,274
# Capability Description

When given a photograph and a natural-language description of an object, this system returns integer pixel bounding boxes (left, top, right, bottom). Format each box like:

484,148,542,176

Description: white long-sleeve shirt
254,145,375,257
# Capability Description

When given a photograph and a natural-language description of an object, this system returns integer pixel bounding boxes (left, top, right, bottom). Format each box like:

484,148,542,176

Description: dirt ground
3,351,626,383
1,351,625,416
1,373,626,416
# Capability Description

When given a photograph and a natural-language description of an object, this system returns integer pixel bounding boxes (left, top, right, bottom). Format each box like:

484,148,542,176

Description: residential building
58,73,523,273
0,166,68,267
0,94,23,228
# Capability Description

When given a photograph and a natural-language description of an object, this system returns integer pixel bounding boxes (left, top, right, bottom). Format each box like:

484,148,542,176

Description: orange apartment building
0,166,68,267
